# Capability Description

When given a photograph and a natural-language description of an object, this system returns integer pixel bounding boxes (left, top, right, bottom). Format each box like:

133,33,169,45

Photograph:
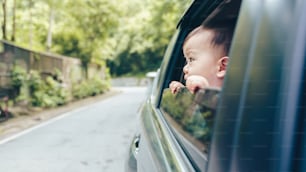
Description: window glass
160,87,220,154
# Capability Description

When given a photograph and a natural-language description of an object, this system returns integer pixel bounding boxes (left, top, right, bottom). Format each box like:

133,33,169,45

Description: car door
207,0,306,171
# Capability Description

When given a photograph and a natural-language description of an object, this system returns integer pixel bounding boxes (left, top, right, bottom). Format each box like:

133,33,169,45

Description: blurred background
0,0,191,116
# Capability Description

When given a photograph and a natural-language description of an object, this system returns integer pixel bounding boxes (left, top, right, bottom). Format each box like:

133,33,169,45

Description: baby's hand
169,81,184,94
186,75,209,94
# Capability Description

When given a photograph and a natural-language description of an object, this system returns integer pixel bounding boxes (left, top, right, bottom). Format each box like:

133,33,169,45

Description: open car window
158,0,242,170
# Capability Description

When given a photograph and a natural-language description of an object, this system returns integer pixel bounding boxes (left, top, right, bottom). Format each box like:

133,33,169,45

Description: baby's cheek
192,66,204,75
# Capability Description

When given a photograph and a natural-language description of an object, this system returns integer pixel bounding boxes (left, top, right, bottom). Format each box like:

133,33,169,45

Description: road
0,87,146,172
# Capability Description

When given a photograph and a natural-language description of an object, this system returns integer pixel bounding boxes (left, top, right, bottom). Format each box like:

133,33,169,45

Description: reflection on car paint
141,102,182,171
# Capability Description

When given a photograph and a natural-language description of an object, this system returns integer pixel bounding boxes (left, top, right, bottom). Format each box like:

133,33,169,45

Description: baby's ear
216,56,229,78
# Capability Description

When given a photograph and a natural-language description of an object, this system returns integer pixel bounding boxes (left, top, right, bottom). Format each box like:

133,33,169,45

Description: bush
11,66,28,97
30,76,70,108
28,70,42,96
72,76,110,99
10,66,110,108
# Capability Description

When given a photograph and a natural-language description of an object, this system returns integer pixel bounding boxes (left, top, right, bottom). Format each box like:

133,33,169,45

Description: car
125,0,306,171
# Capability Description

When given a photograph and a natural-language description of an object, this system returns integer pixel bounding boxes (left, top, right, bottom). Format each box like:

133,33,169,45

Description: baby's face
183,29,224,84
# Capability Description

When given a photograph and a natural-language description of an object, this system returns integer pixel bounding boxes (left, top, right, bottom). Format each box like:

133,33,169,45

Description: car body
126,0,306,171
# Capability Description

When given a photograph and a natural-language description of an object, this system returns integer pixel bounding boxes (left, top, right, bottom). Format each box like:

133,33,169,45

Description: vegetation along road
0,87,146,172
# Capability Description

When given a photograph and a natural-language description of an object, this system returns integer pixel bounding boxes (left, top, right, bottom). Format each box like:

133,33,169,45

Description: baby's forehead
183,31,215,49
184,28,215,48
183,32,225,57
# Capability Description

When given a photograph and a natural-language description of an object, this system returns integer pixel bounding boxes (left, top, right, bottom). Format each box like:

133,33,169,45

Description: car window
161,87,220,154
158,0,242,170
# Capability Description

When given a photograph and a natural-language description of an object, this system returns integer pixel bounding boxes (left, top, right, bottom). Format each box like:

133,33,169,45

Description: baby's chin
184,75,189,80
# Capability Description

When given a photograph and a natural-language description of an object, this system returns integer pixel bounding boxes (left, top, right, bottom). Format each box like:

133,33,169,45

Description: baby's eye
188,57,195,63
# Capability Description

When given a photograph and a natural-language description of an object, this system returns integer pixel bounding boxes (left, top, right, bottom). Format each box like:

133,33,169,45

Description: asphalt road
0,87,147,172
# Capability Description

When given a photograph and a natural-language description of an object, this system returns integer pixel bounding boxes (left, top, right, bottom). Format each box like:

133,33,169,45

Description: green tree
51,0,120,78
11,0,16,41
1,0,7,40
107,0,191,76
44,0,65,52
4,0,192,77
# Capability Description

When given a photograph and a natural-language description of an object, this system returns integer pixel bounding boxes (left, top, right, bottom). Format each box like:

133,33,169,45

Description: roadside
111,77,148,87
0,88,122,141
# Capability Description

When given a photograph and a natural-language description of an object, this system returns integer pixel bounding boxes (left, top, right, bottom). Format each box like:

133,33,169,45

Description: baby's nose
183,65,189,74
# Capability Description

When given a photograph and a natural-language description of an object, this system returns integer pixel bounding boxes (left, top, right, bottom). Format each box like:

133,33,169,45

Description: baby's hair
203,19,236,55
209,27,234,56
184,20,235,56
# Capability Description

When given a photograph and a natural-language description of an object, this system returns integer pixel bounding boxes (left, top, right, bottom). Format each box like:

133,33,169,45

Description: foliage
161,88,193,121
2,0,192,77
31,76,69,107
52,0,121,77
161,87,215,147
10,66,110,108
26,70,69,107
28,70,42,95
107,0,192,76
72,76,110,99
52,29,83,58
11,65,27,91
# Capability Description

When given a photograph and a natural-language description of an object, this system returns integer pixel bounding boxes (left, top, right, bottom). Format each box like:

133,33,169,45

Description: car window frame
153,0,243,171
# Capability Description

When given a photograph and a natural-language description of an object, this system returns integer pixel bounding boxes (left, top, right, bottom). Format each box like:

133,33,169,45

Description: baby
170,24,233,94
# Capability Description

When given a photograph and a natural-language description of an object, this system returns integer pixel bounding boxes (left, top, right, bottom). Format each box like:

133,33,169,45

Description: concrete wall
0,40,106,91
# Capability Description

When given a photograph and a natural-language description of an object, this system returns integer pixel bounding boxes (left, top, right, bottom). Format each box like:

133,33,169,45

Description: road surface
0,87,146,172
